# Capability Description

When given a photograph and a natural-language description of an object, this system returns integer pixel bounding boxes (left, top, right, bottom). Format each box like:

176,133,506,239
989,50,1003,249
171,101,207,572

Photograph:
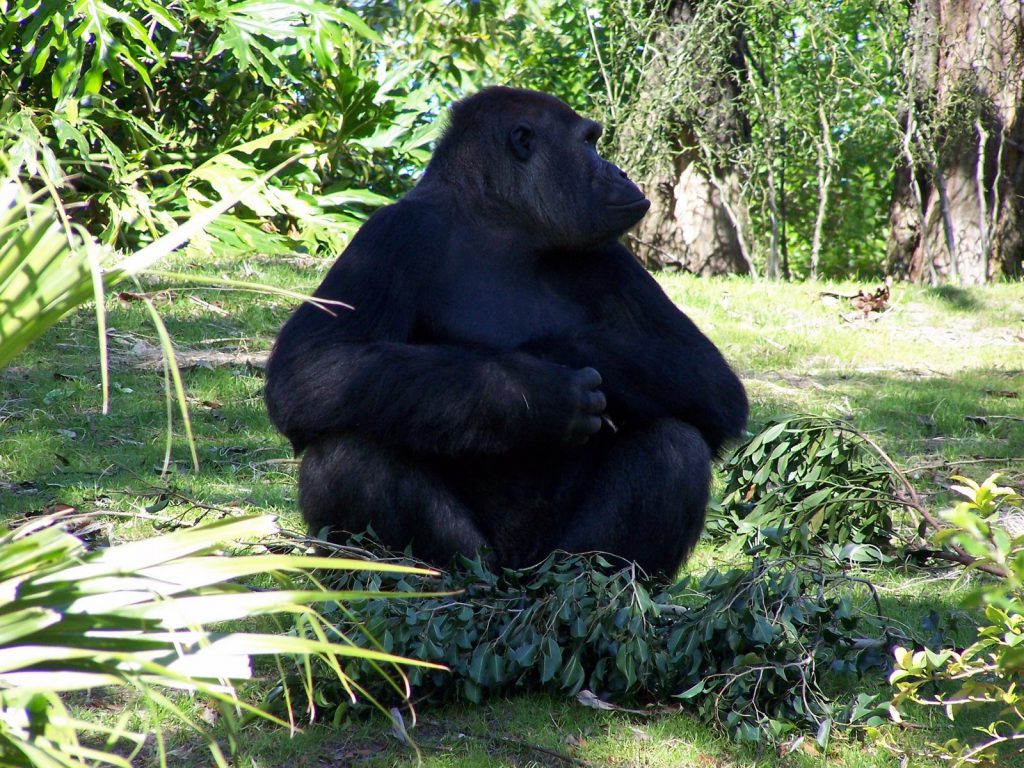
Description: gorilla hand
562,367,606,446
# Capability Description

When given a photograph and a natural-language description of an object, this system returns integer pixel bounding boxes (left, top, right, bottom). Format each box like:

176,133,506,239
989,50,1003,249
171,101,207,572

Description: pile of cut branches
305,544,890,743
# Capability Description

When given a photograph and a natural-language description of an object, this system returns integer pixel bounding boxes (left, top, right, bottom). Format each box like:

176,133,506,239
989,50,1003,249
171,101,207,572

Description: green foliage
502,2,652,119
0,179,101,370
0,163,284,375
0,0,474,257
0,0,913,280
709,415,897,561
0,513,433,767
542,0,907,279
890,474,1024,766
309,544,888,745
740,0,906,279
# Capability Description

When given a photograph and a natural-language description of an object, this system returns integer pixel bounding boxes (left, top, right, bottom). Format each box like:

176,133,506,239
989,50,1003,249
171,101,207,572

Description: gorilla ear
508,123,535,161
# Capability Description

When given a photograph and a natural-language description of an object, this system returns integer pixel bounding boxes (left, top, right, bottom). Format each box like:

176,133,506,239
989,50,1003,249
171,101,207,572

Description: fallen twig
842,425,1010,578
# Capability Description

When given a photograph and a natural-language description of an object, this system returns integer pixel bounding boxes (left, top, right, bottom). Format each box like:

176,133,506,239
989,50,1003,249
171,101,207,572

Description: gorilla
265,86,747,576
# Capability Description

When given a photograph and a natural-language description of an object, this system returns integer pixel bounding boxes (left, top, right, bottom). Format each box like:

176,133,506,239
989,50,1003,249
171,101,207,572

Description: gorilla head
423,86,651,247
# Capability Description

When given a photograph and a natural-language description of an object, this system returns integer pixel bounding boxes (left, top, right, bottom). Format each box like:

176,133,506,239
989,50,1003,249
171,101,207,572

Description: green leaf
539,636,562,684
674,680,705,700
760,421,789,443
560,652,584,692
751,616,775,645
0,608,60,646
815,717,832,748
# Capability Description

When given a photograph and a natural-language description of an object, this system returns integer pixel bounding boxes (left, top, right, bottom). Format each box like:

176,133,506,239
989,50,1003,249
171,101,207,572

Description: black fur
265,86,747,576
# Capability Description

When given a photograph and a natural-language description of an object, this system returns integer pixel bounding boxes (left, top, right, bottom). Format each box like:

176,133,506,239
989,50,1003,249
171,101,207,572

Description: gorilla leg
299,437,491,565
556,419,711,576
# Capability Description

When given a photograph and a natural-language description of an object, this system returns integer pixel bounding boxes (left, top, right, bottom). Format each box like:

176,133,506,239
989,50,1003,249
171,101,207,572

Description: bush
0,514,431,767
890,474,1024,765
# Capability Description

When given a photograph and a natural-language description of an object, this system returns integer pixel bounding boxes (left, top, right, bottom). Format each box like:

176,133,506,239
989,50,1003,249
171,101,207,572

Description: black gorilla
265,86,747,576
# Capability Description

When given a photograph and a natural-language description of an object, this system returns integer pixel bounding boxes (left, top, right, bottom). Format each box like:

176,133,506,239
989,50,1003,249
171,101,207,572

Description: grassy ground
1,256,1022,766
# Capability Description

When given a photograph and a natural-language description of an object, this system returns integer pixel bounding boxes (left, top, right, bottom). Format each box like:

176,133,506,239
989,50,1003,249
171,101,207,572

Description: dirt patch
112,337,268,371
312,737,392,766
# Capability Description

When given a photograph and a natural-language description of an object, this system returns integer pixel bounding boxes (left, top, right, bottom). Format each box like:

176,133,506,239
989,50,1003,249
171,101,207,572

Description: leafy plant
308,541,889,745
0,0,443,256
0,162,311,468
0,513,434,768
0,165,272,373
890,474,1024,766
709,415,898,562
0,180,101,371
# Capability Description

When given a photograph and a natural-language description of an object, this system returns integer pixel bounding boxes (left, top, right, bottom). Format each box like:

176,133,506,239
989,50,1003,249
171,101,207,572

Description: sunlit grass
1,254,1022,766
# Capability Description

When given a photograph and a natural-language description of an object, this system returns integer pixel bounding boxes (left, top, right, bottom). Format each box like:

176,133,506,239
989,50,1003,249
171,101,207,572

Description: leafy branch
308,539,891,746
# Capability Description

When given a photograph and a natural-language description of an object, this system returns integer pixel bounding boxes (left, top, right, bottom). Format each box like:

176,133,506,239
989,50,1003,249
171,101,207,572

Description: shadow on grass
745,365,1024,474
4,355,1023,767
925,285,982,311
4,357,1023,521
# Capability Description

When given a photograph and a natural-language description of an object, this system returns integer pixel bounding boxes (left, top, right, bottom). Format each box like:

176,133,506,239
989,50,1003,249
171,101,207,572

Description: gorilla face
503,102,650,248
574,119,650,239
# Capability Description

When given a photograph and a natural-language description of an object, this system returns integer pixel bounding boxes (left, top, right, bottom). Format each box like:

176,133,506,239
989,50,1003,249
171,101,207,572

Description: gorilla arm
527,243,748,455
264,203,605,456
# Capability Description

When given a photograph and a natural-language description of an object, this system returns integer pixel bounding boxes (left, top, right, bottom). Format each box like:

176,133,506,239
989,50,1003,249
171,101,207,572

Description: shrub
0,514,432,767
890,474,1024,765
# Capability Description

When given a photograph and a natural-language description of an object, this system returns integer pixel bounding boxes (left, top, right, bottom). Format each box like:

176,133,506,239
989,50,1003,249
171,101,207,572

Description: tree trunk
810,103,835,281
630,149,752,275
626,1,753,277
887,0,1024,283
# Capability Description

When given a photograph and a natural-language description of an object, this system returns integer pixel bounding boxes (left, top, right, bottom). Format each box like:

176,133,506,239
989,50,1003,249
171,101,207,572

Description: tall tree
616,1,755,276
887,0,1024,283
596,0,903,280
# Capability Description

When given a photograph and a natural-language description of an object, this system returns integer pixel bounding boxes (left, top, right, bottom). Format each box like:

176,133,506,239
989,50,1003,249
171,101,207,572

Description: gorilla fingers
562,366,606,446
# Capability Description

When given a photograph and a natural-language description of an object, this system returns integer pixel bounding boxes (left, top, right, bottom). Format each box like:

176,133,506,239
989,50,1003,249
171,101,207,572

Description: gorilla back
264,86,747,577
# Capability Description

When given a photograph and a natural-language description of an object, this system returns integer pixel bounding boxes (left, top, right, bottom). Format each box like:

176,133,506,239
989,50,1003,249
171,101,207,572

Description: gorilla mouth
608,197,651,213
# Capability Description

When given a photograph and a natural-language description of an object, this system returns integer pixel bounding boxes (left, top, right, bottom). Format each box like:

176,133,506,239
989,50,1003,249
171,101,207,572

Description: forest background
3,0,1022,287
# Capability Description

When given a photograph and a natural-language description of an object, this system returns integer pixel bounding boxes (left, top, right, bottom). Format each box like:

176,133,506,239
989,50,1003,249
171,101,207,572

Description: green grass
2,260,1023,767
